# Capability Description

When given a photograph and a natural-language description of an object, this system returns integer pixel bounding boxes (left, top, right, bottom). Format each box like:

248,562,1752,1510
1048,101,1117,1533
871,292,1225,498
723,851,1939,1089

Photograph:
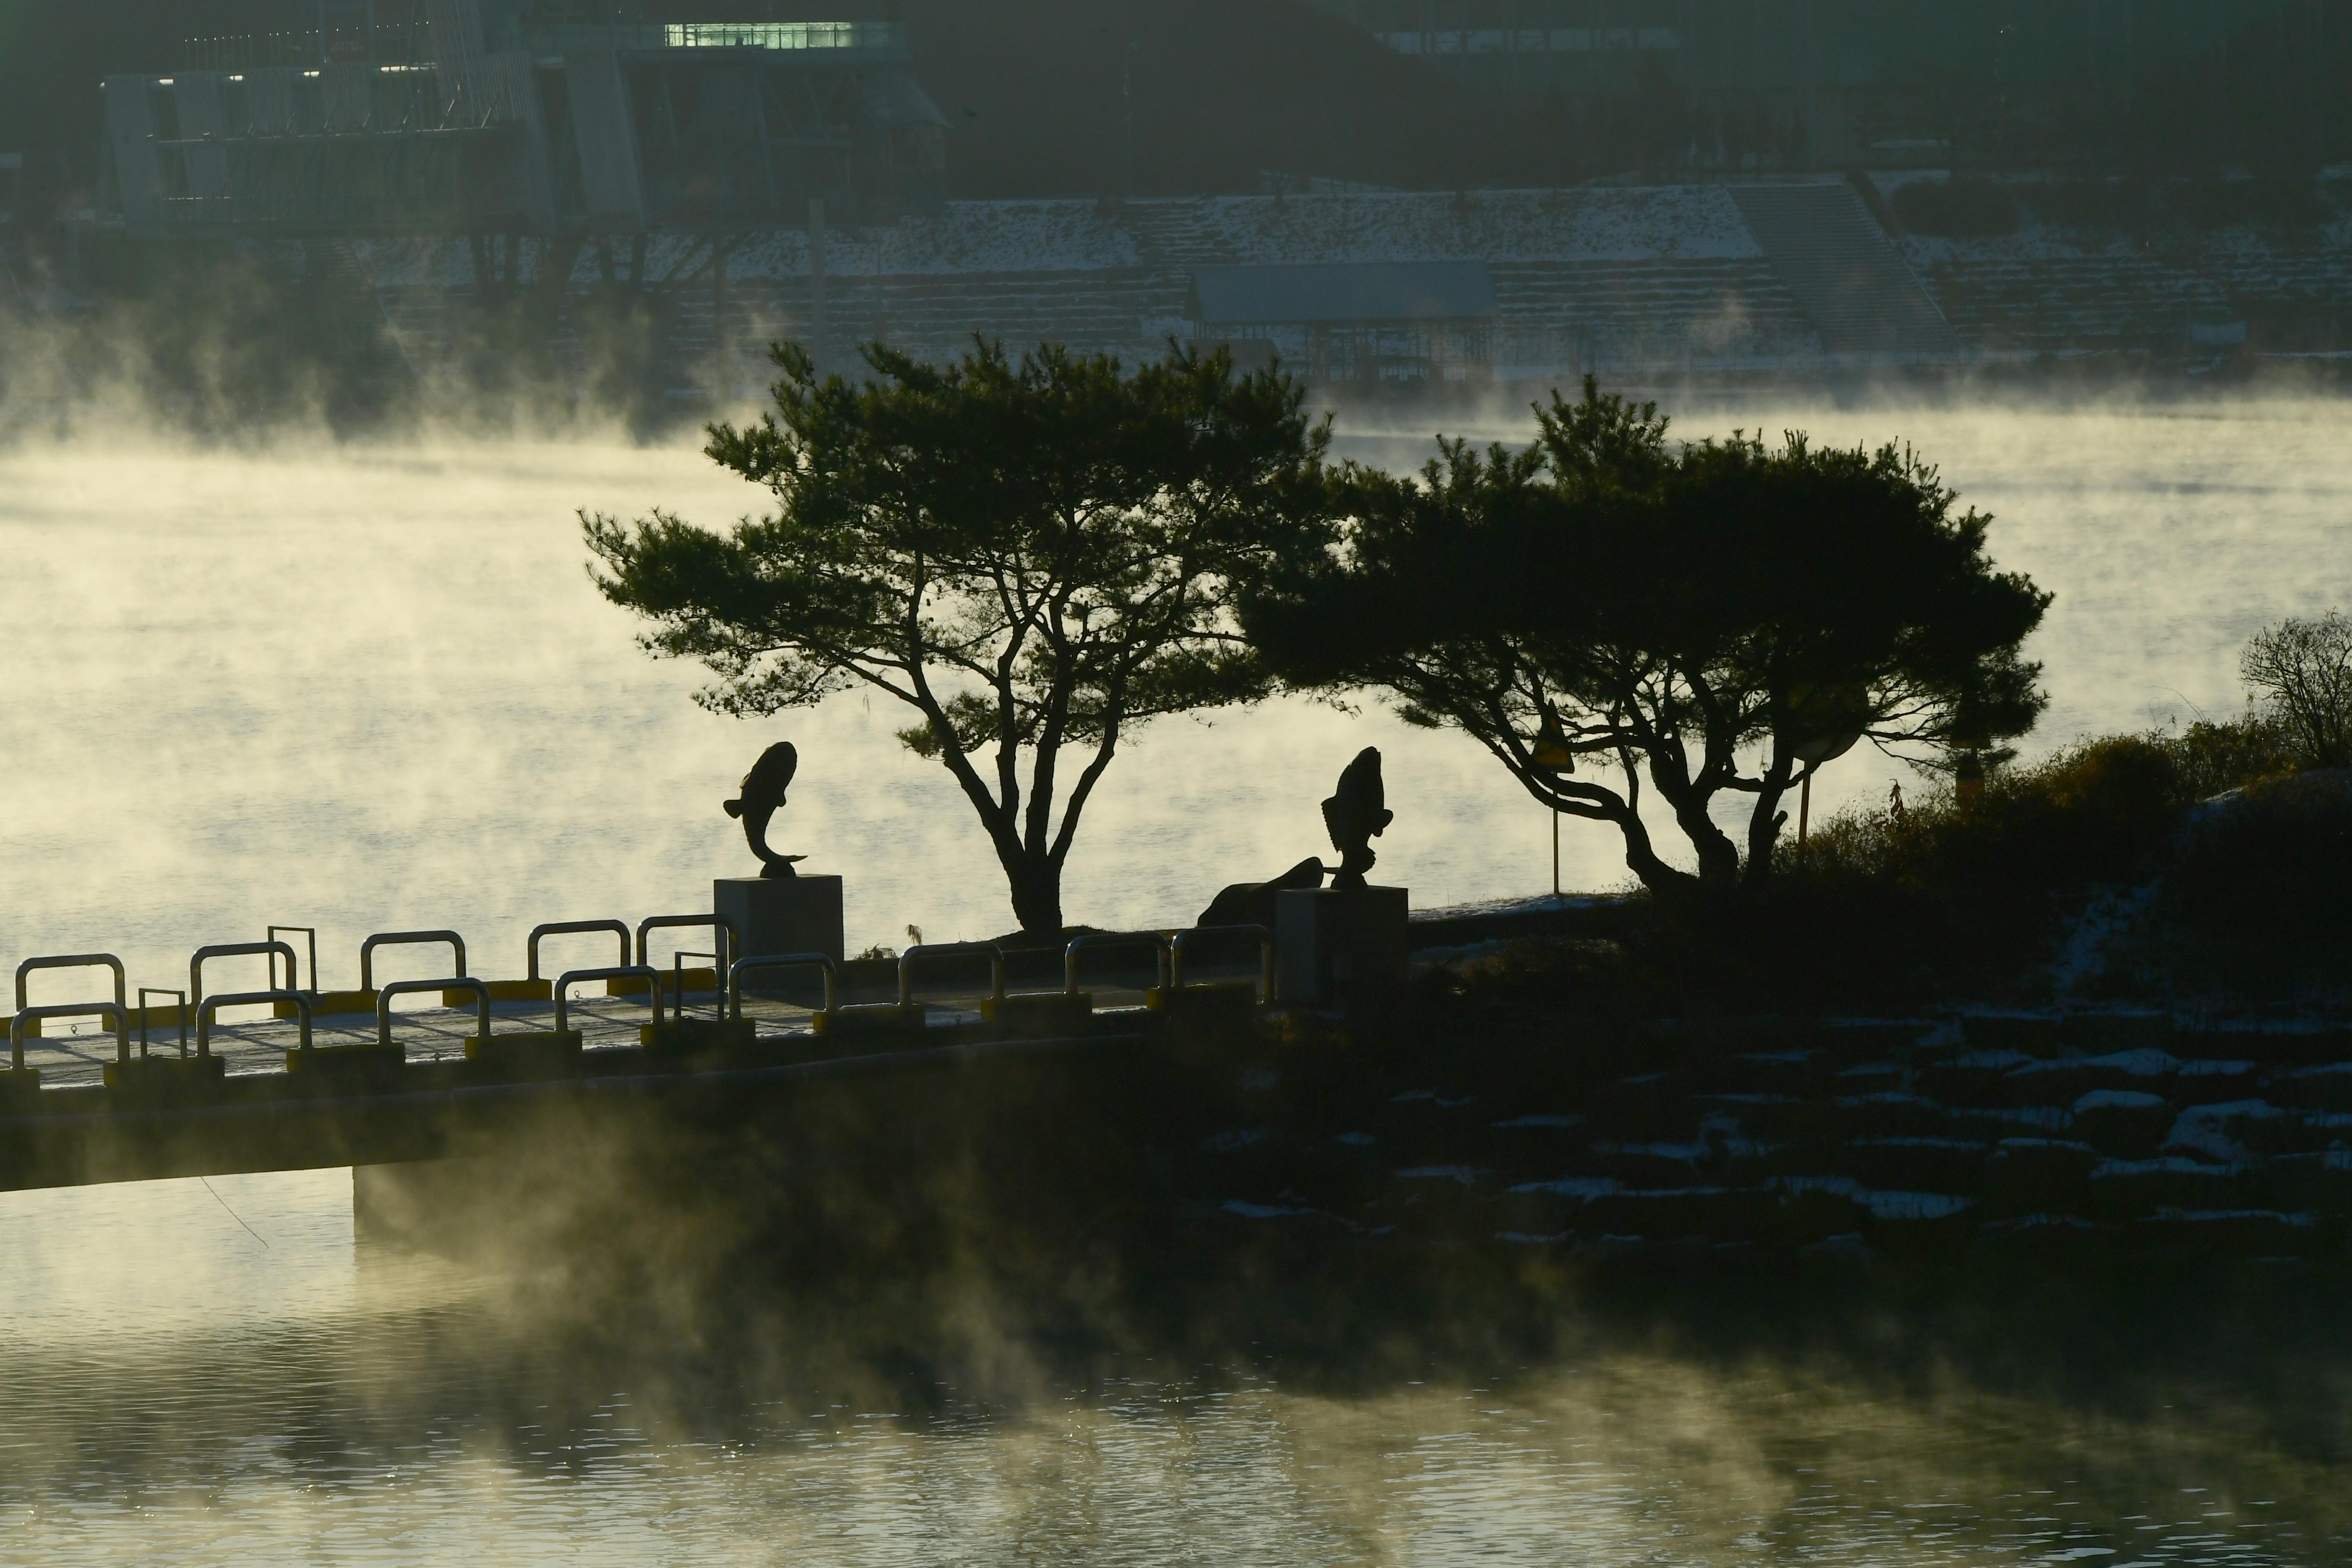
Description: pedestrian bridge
0,913,1273,1194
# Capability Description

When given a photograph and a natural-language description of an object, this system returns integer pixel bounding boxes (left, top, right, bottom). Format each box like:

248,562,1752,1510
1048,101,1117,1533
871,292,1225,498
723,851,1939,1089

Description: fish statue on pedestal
724,740,807,879
1321,746,1393,891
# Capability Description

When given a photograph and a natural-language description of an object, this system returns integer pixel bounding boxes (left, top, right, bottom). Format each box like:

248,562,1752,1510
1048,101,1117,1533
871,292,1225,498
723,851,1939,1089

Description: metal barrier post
728,953,838,1020
896,942,1007,1009
197,989,310,1059
671,950,723,1018
138,986,189,1059
377,977,488,1047
16,953,128,1014
1170,924,1274,1003
635,914,738,975
527,919,630,982
1062,931,1173,996
190,941,301,1009
266,925,317,993
359,930,466,992
553,966,664,1037
11,1001,129,1069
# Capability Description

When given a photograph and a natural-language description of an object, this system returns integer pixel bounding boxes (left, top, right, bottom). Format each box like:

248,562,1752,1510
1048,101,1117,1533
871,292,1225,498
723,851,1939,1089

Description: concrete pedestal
715,875,845,964
1275,885,1409,1010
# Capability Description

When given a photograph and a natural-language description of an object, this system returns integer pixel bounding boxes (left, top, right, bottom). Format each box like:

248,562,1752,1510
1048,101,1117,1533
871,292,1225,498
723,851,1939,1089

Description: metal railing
527,920,629,982
1170,924,1275,1003
138,987,189,1059
360,930,465,992
728,953,837,1019
267,926,317,993
16,953,128,1015
671,950,723,1020
201,990,309,1059
378,977,485,1048
553,966,664,1038
190,942,299,1009
897,942,1005,1009
1062,932,1171,996
11,1002,128,1070
636,915,737,974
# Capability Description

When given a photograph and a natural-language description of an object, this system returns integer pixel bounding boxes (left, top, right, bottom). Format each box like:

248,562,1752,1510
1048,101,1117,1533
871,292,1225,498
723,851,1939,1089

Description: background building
1302,0,2348,171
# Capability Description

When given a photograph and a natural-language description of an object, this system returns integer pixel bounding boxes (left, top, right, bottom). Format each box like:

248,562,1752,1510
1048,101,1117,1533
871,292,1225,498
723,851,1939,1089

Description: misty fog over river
0,393,2346,991
2,392,2350,1565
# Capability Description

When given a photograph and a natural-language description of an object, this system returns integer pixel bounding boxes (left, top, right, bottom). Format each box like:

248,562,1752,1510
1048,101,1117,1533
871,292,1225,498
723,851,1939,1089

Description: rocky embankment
1196,1012,2352,1266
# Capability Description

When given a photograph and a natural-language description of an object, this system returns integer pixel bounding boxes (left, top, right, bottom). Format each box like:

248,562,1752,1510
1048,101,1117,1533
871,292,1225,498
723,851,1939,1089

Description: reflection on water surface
1,1171,2346,1565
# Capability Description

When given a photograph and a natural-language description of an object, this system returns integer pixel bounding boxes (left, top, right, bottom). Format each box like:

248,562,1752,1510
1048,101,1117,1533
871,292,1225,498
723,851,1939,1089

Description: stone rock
2270,1062,2352,1113
1818,1019,1931,1066
1699,1051,1826,1097
1859,1189,1979,1250
2131,1208,2322,1257
1688,1094,1811,1141
2002,1049,2178,1107
1799,1231,1880,1264
2088,1156,2256,1220
1500,1174,1620,1233
2070,1089,2174,1159
1832,1137,1990,1195
1484,1114,1591,1180
1588,1072,1689,1140
1817,1092,1954,1141
1578,1185,1775,1241
2163,1099,2290,1162
1959,1013,2066,1057
1371,1089,1487,1164
2058,1010,2175,1053
1834,1061,1906,1095
1584,1140,1712,1188
2171,1058,2260,1106
1916,1051,2035,1107
2175,1025,2352,1069
1948,1104,2074,1140
1975,1212,2110,1260
2263,1151,2352,1217
1981,1137,2101,1217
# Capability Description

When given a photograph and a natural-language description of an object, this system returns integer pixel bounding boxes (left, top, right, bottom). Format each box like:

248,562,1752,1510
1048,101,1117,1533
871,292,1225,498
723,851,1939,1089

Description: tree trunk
1608,811,1697,901
1004,851,1064,937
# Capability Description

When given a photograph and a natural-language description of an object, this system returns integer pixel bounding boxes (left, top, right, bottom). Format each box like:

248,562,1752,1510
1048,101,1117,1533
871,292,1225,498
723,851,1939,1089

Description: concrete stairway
1731,183,1962,359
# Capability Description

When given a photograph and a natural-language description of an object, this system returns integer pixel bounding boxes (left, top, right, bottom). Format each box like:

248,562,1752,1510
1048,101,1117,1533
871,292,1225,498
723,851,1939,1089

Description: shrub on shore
1748,714,2341,1006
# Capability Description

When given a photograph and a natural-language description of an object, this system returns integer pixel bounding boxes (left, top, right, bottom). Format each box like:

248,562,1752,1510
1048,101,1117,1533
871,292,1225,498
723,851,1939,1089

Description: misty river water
2,391,2350,1563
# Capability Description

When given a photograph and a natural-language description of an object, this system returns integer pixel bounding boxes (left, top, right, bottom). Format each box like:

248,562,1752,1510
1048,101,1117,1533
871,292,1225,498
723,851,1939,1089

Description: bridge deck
19,981,1162,1090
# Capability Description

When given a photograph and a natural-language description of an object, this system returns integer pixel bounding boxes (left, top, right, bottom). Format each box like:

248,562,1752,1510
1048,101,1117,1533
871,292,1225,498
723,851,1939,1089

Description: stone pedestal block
715,875,845,969
1275,885,1409,1010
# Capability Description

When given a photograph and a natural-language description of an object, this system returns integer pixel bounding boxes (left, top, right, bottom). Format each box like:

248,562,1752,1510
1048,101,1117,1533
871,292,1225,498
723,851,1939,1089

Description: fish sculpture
1321,746,1393,890
724,740,807,879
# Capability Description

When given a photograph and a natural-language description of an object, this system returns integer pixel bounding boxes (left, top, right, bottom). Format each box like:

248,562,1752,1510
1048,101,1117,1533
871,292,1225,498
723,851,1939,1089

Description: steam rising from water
2,395,2347,991
2,1162,2344,1565
1,395,2349,1561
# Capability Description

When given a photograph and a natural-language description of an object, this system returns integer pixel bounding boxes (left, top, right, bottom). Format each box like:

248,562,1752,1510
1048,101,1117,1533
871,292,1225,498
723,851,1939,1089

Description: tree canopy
585,338,1333,935
1241,379,2052,899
